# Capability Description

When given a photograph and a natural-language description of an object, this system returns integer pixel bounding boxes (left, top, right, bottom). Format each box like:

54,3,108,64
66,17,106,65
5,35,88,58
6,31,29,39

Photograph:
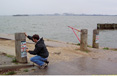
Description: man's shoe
40,63,48,69
44,60,49,64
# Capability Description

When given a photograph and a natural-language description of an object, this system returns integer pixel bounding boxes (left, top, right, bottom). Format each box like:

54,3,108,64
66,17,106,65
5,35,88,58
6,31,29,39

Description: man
24,33,49,68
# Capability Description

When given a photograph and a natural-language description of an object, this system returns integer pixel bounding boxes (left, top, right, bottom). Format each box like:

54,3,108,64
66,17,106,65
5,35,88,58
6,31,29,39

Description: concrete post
15,33,27,63
92,29,99,48
80,29,88,51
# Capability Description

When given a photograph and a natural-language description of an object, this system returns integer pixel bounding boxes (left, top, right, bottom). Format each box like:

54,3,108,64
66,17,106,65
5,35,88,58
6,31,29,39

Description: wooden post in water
92,29,99,48
80,29,88,51
15,33,27,63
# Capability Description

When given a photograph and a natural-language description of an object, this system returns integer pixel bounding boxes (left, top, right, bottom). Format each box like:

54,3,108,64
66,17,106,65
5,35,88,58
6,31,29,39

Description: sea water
0,16,117,48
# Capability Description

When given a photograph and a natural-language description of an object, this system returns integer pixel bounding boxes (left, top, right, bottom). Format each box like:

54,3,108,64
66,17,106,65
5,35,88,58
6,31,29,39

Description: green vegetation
12,58,17,63
6,54,14,58
1,52,14,58
31,69,36,71
103,47,109,50
111,49,117,51
76,43,92,48
4,71,16,75
12,58,18,64
113,49,117,51
75,48,90,53
77,43,80,45
23,69,29,72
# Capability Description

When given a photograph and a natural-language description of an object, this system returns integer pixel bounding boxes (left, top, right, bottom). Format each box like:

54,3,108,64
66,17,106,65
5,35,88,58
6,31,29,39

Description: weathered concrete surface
0,64,34,72
16,57,117,75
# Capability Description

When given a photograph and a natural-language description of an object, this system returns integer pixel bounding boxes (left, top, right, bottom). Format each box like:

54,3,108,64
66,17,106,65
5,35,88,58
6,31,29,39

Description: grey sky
0,0,117,15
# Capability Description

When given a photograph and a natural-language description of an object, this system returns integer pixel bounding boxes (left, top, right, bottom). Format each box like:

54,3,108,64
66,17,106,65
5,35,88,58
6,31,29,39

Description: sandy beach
0,33,117,75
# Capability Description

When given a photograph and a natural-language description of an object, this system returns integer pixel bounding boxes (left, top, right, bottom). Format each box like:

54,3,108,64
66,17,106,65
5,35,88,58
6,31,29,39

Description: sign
96,34,99,43
21,41,27,57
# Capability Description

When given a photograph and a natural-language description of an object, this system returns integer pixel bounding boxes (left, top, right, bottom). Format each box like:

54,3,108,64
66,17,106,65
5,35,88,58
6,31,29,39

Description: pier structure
97,23,117,29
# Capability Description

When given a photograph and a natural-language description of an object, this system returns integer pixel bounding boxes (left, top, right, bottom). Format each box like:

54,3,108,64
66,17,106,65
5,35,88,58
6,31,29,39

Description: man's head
32,34,40,43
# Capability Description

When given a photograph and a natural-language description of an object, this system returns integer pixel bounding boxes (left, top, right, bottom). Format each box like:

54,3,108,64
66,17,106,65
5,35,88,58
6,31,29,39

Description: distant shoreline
1,14,117,16
12,13,117,16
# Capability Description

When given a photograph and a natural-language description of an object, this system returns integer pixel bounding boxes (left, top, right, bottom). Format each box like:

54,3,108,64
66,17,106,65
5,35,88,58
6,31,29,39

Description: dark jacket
27,35,49,58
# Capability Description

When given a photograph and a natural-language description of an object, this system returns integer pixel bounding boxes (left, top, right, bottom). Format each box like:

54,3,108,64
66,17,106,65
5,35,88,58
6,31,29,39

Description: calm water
0,16,117,48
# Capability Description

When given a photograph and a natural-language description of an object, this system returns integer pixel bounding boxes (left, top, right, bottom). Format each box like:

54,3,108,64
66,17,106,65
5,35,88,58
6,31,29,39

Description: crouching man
24,33,49,69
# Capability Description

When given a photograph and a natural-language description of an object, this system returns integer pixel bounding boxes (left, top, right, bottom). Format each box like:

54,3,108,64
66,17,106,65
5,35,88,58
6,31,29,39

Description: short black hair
32,34,39,40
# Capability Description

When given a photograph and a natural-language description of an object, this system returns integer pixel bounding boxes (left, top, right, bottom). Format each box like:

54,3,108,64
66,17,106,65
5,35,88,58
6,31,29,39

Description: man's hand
24,32,27,37
26,49,29,52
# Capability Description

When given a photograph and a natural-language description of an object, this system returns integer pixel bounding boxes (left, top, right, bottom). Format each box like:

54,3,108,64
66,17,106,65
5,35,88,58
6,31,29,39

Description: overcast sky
0,0,117,15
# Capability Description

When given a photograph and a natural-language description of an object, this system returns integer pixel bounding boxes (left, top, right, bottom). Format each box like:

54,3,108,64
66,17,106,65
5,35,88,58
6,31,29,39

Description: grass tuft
4,71,16,75
23,69,29,72
103,47,109,50
6,54,14,58
77,43,80,45
12,58,18,64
